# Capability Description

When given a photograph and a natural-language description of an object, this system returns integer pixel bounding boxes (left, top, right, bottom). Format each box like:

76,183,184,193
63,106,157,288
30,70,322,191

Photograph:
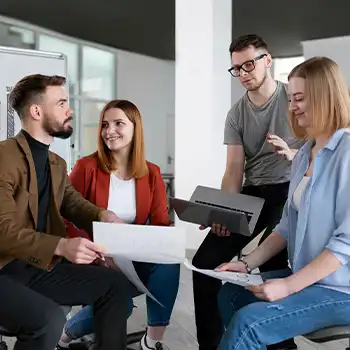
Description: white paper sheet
93,222,186,264
184,259,263,287
112,255,162,306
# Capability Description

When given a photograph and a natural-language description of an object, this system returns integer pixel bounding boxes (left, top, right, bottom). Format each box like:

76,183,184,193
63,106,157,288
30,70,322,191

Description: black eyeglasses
228,54,267,77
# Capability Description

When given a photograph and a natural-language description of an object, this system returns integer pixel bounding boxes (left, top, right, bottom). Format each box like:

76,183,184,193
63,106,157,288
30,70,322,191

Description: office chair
303,326,350,350
0,306,72,350
0,326,13,350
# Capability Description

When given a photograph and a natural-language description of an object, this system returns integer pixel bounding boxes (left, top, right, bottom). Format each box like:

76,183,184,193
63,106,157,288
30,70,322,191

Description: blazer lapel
135,176,151,224
48,153,60,207
15,132,38,228
95,168,110,209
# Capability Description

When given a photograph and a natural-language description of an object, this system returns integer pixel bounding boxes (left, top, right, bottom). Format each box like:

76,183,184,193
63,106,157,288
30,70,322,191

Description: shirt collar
324,128,350,151
300,128,350,155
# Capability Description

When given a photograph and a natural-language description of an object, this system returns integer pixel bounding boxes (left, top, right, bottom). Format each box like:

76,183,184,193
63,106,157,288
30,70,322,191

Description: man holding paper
62,99,180,350
0,74,131,350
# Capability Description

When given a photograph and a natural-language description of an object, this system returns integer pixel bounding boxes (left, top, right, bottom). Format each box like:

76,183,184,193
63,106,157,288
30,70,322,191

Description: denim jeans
65,262,180,339
218,269,350,350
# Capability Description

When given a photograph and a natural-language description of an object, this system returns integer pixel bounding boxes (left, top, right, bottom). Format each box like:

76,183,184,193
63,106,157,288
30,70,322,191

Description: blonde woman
217,57,350,349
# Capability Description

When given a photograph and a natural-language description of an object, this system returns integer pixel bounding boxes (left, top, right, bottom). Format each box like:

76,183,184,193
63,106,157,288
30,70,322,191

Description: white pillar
175,0,232,250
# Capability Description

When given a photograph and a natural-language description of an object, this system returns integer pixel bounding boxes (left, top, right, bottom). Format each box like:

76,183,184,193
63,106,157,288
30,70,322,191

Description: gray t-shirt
224,81,303,187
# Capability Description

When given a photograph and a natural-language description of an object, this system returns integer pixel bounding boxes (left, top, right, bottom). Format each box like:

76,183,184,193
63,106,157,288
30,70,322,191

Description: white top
107,174,136,223
293,176,310,210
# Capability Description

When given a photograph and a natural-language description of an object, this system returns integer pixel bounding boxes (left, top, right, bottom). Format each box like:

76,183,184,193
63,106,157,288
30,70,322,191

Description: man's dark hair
229,34,268,55
9,74,66,119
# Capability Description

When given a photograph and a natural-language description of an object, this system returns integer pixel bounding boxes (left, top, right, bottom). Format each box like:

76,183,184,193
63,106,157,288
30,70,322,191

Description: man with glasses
192,34,301,350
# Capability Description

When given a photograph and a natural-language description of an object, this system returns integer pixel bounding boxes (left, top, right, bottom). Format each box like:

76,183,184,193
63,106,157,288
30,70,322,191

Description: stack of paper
93,222,186,263
93,222,187,303
184,259,263,287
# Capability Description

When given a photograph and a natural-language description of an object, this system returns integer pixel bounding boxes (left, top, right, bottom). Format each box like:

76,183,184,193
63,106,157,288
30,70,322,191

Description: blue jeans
65,262,180,339
218,269,350,350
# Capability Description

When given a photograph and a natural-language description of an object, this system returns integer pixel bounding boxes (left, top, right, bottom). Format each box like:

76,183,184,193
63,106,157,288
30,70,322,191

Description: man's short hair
229,34,268,55
9,74,66,119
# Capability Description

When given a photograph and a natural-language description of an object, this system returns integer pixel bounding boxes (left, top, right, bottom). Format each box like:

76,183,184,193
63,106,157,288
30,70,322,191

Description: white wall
273,56,305,83
116,50,175,173
302,36,350,86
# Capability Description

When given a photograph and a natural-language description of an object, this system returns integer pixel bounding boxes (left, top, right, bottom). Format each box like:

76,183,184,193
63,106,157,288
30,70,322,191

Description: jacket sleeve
0,166,60,270
149,166,170,226
60,160,102,236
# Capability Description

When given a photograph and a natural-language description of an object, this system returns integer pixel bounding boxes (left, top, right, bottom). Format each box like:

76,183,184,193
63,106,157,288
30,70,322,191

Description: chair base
304,326,350,345
127,330,146,347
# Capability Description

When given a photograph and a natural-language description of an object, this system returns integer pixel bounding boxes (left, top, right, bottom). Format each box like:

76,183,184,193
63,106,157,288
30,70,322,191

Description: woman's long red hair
97,99,148,178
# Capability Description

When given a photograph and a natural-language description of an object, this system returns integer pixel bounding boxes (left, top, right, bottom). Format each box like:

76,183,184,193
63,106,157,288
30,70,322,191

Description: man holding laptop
192,34,303,350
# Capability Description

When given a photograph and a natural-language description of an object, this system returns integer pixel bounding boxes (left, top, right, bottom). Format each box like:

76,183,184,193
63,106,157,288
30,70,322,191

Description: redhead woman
58,100,180,350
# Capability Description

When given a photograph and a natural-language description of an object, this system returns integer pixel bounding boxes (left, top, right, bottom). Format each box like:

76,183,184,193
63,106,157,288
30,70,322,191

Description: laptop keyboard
194,200,253,224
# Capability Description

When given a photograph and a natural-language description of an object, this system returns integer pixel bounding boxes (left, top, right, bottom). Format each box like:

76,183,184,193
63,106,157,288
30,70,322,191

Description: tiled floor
4,263,349,349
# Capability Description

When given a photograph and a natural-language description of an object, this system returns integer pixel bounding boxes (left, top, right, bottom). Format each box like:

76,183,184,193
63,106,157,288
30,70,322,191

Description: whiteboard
0,46,70,165
302,36,350,86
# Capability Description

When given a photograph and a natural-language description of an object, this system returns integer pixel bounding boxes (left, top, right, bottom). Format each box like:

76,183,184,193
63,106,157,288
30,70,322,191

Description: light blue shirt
275,128,350,294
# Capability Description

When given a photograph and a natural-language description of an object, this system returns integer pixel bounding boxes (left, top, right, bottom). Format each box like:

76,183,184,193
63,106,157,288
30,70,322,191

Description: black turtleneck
22,130,51,233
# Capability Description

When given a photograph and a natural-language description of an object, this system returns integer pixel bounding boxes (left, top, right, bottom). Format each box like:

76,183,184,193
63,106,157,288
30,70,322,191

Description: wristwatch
238,256,251,274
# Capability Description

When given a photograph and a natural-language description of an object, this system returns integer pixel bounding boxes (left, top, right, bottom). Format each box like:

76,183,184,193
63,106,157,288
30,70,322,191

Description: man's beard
246,68,267,92
43,115,73,139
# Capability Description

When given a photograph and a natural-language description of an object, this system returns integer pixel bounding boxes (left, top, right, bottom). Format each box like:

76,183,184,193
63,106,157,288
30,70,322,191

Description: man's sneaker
140,334,164,350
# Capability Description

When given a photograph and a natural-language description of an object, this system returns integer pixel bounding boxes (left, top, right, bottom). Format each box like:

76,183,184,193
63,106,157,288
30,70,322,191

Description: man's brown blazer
0,131,102,270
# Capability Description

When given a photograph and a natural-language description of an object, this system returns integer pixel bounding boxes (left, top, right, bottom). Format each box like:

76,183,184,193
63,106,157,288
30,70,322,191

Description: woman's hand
267,134,296,161
247,278,292,302
215,261,248,273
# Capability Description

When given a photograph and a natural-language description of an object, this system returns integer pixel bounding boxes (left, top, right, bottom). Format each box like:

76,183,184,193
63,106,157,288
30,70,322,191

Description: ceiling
0,0,175,60
233,0,350,58
0,0,349,60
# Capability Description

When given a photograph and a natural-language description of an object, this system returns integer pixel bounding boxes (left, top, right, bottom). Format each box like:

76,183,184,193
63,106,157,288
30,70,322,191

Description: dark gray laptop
170,185,265,236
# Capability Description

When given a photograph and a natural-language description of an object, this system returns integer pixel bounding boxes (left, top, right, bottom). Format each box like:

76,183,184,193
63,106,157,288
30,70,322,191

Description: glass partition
82,46,115,100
